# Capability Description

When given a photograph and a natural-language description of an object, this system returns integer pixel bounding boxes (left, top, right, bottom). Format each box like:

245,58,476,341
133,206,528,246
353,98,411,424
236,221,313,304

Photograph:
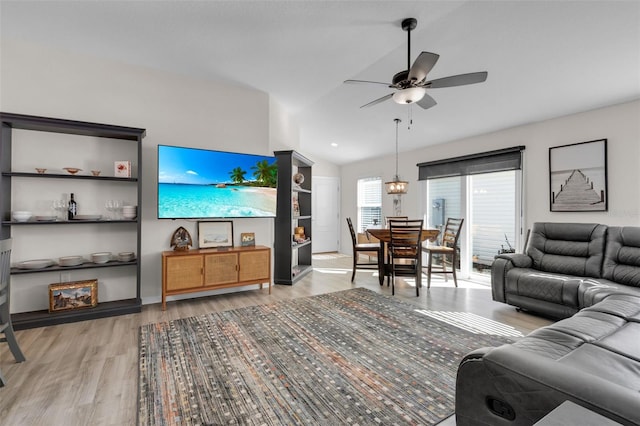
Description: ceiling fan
345,18,488,109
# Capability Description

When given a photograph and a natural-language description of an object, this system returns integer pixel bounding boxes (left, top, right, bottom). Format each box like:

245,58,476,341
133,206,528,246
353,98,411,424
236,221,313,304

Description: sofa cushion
527,222,606,278
579,278,640,307
505,268,582,307
603,226,640,287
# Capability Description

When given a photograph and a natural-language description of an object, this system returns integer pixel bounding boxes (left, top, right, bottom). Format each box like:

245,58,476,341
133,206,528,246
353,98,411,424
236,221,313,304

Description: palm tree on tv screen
229,167,246,184
252,160,277,187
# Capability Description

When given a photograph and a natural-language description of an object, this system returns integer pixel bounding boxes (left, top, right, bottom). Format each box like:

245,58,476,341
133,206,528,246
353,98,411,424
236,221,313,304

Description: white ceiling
2,1,639,165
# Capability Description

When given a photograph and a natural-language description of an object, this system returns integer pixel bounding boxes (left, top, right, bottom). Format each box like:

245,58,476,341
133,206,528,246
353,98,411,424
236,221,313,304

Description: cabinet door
166,255,203,291
239,250,270,282
204,252,239,286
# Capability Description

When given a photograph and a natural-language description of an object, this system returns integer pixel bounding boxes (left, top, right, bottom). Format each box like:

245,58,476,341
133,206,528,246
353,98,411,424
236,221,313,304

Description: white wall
340,100,640,254
1,39,303,309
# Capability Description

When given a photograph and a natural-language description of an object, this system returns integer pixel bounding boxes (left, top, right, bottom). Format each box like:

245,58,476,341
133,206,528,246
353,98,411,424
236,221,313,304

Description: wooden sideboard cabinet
161,245,271,310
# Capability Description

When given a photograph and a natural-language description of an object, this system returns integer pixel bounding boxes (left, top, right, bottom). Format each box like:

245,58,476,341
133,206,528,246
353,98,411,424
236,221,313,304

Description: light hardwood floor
0,253,552,425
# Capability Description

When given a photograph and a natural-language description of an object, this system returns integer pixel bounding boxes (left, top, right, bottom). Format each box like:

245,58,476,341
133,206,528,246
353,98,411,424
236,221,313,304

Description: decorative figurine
171,226,192,251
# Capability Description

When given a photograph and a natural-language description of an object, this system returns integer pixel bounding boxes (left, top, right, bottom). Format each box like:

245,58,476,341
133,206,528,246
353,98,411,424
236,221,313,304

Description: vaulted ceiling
2,1,639,165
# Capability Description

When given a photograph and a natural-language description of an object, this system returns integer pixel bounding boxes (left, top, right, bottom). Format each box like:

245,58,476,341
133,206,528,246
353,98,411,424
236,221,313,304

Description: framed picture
198,220,234,248
49,279,98,312
114,160,131,178
292,195,300,217
549,139,607,212
240,232,255,247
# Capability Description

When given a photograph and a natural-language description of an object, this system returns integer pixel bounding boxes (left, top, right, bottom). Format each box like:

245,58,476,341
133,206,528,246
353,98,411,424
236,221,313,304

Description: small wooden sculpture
171,226,192,251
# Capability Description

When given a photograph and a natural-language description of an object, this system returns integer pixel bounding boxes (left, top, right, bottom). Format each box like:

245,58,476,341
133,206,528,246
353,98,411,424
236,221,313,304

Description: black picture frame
549,139,607,212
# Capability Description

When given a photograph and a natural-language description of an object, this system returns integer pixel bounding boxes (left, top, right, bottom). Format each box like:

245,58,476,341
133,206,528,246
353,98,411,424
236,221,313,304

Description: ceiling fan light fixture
392,87,426,104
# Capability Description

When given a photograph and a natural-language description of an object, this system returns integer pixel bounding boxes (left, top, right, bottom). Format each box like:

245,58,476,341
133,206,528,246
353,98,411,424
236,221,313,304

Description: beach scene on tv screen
158,145,277,218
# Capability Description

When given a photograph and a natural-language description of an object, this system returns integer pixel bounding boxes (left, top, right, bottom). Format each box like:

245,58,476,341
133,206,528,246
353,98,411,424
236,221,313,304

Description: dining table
366,227,440,285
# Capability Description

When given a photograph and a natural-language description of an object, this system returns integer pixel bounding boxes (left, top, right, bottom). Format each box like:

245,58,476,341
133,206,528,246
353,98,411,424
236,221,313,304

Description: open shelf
274,150,313,285
11,259,137,275
11,299,142,330
1,112,145,329
2,171,137,182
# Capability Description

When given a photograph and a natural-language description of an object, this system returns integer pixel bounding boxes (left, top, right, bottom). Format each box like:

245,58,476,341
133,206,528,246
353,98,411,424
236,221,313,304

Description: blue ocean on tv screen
158,183,276,218
157,145,278,218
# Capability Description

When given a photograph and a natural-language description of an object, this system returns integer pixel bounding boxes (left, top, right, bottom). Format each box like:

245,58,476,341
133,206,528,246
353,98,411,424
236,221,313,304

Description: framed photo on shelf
198,220,234,248
292,195,300,216
114,160,132,178
49,279,98,312
240,232,256,247
549,139,607,212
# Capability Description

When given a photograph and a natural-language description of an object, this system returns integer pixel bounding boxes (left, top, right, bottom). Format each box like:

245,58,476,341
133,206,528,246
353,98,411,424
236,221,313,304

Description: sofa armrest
491,254,533,303
495,252,532,268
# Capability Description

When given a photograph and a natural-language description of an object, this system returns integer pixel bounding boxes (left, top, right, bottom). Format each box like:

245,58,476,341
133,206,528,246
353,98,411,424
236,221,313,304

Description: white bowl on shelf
12,211,32,222
91,252,112,264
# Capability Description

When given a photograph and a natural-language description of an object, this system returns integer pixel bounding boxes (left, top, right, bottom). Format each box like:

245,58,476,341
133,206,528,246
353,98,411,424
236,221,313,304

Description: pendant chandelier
385,118,408,194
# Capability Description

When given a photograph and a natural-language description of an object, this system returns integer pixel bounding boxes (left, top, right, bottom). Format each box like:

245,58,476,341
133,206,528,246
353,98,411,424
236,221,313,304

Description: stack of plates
74,214,102,220
122,205,137,220
59,256,84,267
91,252,112,264
118,251,136,262
35,215,57,222
16,259,54,269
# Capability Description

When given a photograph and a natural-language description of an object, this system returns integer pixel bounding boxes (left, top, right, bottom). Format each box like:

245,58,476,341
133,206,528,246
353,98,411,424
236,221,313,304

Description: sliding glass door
424,170,522,281
469,170,519,277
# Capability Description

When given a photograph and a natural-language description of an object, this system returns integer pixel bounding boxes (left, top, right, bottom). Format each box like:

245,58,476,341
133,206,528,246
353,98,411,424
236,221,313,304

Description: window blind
417,146,525,180
357,177,382,232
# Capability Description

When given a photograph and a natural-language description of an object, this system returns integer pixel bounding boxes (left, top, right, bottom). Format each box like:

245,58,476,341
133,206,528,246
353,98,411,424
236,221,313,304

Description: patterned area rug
138,288,514,425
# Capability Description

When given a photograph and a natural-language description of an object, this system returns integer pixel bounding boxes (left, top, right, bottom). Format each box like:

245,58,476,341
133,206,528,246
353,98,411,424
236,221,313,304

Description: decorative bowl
91,170,101,176
12,211,32,222
293,173,305,185
63,167,82,175
91,252,112,264
35,168,47,174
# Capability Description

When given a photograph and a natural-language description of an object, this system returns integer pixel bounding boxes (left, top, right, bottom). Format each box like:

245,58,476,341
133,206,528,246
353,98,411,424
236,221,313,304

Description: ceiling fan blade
360,93,394,108
426,71,488,89
416,93,437,110
408,52,440,82
344,79,392,87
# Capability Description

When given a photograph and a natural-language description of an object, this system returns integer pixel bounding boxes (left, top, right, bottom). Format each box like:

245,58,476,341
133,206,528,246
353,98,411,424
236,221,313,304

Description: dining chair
346,218,382,282
423,218,464,288
0,238,26,387
388,219,424,296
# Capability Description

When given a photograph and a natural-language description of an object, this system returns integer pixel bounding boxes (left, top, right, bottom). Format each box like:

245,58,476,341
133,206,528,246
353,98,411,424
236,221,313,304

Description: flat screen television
157,144,277,219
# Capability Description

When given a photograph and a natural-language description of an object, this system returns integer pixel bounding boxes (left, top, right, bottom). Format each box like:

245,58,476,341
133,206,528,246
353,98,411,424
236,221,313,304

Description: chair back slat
389,219,424,253
385,216,408,227
442,218,464,248
346,217,357,245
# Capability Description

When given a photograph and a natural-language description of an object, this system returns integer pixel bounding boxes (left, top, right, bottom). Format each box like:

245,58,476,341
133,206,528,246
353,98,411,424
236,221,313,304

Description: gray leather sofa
455,294,640,425
454,222,640,425
492,222,640,319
